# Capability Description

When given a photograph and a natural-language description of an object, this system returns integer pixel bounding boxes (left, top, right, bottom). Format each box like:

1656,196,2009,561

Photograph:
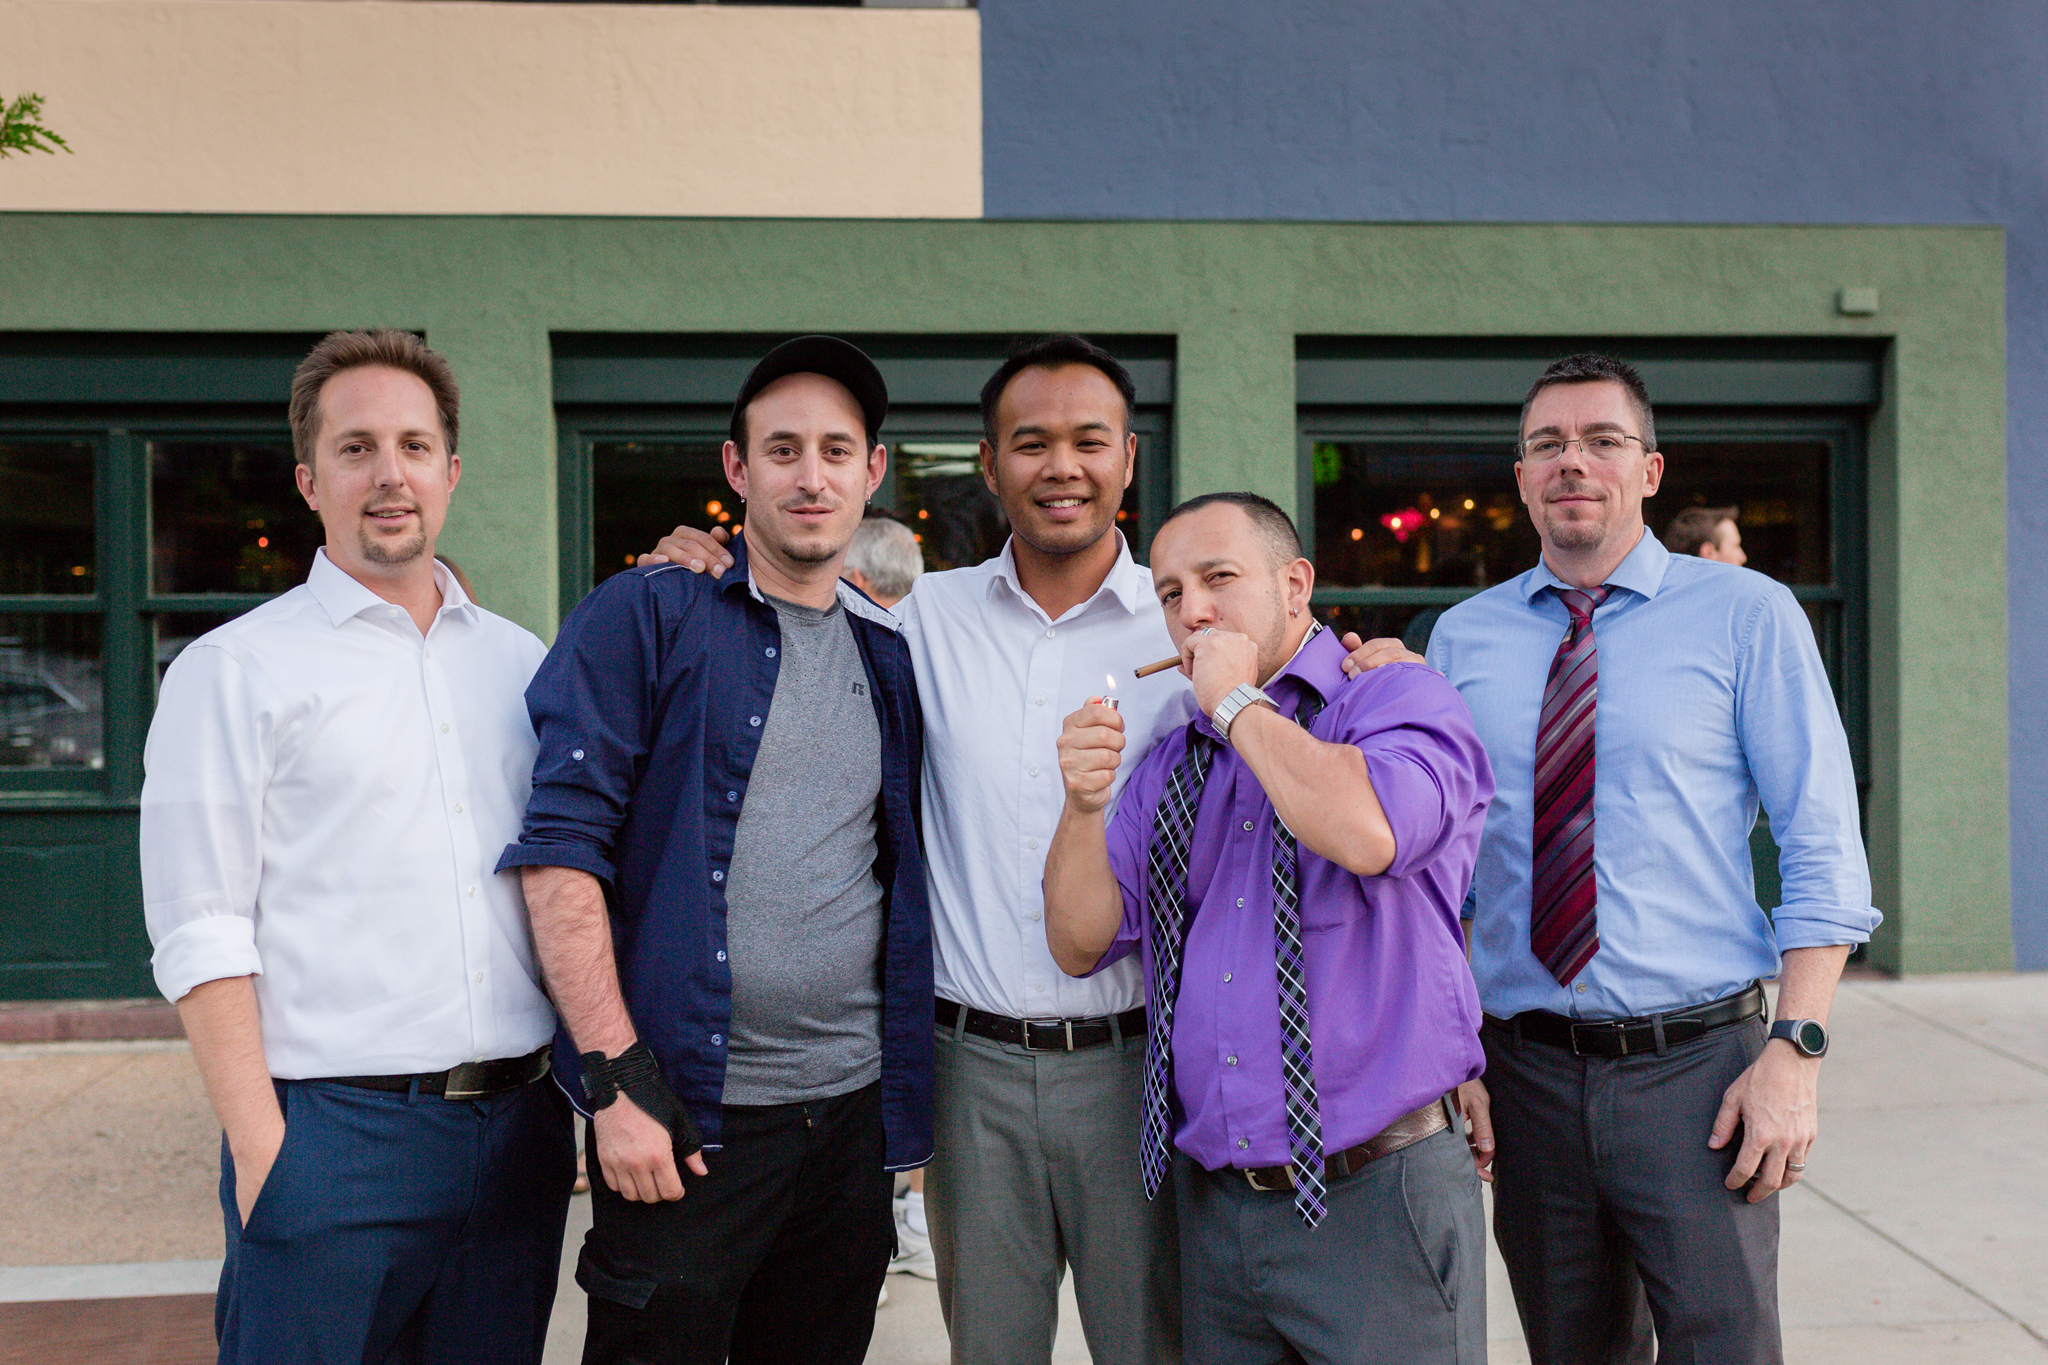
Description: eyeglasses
1518,433,1649,461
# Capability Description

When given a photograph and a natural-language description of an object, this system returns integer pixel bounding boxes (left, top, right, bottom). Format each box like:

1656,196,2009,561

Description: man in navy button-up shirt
500,337,932,1365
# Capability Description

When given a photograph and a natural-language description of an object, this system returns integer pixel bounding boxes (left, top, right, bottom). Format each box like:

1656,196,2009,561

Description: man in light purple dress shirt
1044,492,1495,1363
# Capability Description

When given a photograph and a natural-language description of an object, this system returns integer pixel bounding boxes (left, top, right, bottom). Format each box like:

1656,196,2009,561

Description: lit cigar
1132,655,1182,679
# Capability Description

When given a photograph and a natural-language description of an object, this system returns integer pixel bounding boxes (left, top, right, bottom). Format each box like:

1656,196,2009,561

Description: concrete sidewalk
3,972,2044,1363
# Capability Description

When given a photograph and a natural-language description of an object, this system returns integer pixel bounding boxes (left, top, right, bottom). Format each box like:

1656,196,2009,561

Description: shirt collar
1520,525,1669,603
986,530,1152,619
305,546,474,628
717,534,901,632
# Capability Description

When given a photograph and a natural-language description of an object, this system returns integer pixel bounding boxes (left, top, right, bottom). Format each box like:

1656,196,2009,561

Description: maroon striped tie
1532,585,1610,985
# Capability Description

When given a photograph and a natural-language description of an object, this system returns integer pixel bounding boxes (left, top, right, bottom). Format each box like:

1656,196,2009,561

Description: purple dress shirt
1092,627,1494,1171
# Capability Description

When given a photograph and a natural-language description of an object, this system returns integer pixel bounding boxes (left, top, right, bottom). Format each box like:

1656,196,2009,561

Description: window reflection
1655,441,1830,585
590,440,731,596
0,615,101,770
1312,440,1532,591
0,442,95,595
151,440,319,594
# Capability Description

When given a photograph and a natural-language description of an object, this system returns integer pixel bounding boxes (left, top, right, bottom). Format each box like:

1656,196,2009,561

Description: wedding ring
1786,1161,1807,1172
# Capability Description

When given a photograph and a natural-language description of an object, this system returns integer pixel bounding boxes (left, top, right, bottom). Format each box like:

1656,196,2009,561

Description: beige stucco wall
0,0,981,216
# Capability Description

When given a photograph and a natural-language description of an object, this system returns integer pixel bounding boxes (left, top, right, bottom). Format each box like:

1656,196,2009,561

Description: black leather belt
318,1045,552,1099
1493,981,1766,1058
1240,1094,1457,1191
937,998,1147,1053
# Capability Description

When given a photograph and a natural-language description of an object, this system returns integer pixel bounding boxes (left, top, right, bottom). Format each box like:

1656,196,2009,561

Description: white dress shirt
141,550,556,1079
899,533,1195,1021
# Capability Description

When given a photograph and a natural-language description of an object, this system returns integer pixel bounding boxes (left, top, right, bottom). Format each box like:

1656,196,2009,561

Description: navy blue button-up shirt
498,540,934,1168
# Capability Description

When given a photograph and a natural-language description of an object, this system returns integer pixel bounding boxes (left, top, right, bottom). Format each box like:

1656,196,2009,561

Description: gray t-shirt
721,592,887,1105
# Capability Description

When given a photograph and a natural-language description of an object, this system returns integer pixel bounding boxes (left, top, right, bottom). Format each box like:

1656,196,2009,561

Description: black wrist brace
580,1042,703,1152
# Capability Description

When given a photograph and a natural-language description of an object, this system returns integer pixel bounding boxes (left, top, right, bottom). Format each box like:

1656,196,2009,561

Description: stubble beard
358,522,427,567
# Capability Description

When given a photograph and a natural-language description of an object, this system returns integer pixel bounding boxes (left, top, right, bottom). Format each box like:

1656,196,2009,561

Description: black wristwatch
1769,1017,1829,1058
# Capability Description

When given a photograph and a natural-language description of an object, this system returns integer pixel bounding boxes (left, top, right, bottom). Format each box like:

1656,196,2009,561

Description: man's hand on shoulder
638,524,738,575
593,1092,709,1203
1710,1039,1818,1203
1338,631,1428,679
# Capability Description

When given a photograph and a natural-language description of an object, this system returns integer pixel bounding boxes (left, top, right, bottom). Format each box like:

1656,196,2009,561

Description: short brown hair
1663,506,1738,556
1520,352,1657,454
289,329,460,467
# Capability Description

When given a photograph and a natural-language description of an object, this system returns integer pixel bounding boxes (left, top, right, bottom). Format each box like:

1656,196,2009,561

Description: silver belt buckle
443,1060,490,1100
1021,1018,1076,1052
1243,1166,1293,1192
1567,1020,1623,1057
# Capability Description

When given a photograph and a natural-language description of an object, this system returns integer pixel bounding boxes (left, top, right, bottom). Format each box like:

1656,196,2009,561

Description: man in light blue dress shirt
1425,354,1880,1365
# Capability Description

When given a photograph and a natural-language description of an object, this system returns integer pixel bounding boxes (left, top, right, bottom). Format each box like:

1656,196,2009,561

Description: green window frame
0,334,312,998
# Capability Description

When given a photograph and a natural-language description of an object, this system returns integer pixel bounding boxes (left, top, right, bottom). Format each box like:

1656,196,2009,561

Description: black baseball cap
729,335,888,449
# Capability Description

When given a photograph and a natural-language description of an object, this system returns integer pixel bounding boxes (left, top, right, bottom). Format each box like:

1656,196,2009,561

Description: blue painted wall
980,0,2048,968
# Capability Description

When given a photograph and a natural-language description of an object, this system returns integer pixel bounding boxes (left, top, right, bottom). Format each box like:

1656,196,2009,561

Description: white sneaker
889,1195,937,1279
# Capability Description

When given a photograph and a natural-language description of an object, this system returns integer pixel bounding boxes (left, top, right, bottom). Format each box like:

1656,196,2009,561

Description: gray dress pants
1172,1123,1486,1364
925,1024,1181,1365
1483,1014,1781,1365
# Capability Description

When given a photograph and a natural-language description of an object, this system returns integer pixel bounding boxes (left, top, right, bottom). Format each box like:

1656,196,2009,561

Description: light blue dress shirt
1426,529,1880,1020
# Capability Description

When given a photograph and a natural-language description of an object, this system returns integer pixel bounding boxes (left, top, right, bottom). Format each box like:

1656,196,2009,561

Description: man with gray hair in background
845,509,925,610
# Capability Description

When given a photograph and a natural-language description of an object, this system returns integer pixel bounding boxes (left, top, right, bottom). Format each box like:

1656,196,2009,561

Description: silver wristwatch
1211,682,1276,745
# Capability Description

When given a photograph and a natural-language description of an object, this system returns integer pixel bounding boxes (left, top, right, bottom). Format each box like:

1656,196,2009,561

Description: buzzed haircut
1160,491,1304,569
289,329,459,468
1520,352,1658,453
979,335,1138,444
1664,506,1738,556
844,511,924,601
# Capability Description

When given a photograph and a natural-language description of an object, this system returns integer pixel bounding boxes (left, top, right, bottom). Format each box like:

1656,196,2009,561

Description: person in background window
1662,504,1748,565
141,330,573,1365
843,509,924,610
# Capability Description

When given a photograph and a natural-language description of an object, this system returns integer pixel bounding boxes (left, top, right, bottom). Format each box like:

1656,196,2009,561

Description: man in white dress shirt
141,330,573,1365
655,336,1401,1364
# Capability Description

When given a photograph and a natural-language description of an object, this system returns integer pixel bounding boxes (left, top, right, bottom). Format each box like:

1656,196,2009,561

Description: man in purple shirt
1044,491,1495,1362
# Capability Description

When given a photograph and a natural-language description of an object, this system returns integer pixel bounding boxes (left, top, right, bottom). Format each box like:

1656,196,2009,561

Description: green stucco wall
0,214,2008,972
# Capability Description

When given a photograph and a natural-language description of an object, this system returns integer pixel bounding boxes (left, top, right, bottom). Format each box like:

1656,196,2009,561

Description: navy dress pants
215,1075,576,1365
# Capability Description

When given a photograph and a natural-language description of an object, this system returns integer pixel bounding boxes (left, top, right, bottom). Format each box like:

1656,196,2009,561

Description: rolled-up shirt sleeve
1341,664,1496,883
497,574,669,885
141,644,269,1004
1736,585,1881,949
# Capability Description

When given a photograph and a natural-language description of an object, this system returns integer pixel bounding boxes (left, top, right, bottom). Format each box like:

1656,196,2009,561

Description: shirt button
1027,838,1039,850
571,749,584,760
466,885,476,897
716,950,727,962
1237,1137,1249,1150
1034,696,1046,706
1226,1054,1238,1066
453,802,464,814
1032,982,1046,993
766,647,777,658
749,716,762,727
1576,983,1588,993
712,870,725,883
439,722,449,734
1029,766,1040,777
473,971,484,983
726,790,738,801
1243,820,1254,832
1045,628,1056,639
711,1034,723,1046
1025,911,1041,922
1236,898,1244,907
1222,972,1232,983
424,648,433,660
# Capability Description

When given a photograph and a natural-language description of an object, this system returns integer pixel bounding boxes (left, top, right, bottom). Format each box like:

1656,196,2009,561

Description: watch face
1794,1019,1828,1055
